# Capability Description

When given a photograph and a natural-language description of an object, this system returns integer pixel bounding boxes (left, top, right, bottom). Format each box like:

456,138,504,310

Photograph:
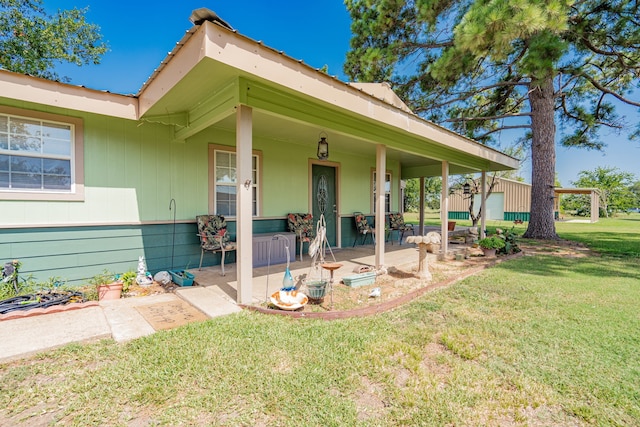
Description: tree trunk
523,76,559,240
468,195,479,226
469,176,496,228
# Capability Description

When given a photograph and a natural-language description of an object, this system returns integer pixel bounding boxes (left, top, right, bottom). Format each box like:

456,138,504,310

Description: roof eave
0,69,138,120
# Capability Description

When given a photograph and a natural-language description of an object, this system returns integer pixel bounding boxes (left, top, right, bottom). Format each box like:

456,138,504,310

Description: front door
312,164,337,247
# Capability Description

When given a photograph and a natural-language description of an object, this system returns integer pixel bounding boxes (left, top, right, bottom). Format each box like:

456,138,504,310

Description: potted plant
89,270,122,301
477,235,505,257
117,270,137,294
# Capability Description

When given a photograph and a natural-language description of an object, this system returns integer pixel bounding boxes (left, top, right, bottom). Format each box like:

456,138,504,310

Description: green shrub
478,235,506,250
496,227,521,255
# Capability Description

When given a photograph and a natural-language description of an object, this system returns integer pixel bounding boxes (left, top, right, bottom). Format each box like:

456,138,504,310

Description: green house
0,10,518,303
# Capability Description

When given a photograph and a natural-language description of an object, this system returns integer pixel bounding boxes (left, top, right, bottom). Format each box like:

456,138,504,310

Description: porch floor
180,240,476,313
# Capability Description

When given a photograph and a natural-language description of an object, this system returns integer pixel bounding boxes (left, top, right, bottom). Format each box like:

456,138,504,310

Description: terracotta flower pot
481,248,497,258
98,282,123,300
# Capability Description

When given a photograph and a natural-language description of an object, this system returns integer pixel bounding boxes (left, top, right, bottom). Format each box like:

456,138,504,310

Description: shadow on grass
492,253,640,281
559,231,640,258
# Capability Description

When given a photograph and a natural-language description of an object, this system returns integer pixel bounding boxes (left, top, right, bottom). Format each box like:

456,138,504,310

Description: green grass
406,210,640,258
555,213,640,257
1,219,639,426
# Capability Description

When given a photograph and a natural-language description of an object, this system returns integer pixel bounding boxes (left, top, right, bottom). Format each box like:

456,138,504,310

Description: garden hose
0,290,85,314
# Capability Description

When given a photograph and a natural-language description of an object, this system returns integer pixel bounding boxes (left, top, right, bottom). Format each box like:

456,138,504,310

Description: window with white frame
212,147,260,216
0,112,75,192
372,171,392,213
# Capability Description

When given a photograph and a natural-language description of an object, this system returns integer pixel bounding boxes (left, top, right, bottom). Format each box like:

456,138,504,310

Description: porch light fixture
463,182,471,195
317,132,329,160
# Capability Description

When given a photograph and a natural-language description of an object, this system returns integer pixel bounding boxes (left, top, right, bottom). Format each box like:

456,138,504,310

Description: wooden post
419,176,425,236
480,171,487,239
375,144,386,269
236,105,253,304
441,162,449,258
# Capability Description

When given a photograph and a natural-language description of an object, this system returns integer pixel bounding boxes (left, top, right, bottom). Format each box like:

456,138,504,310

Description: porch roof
137,19,519,179
0,13,518,179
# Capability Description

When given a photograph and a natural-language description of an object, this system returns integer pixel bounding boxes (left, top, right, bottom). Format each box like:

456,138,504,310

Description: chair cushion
389,213,412,231
355,213,372,233
196,215,231,251
287,213,314,240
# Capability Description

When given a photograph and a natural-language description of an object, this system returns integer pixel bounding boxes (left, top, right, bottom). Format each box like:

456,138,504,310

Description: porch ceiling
138,21,519,179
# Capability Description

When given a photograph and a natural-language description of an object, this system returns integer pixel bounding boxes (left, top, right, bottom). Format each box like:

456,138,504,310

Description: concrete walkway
0,244,424,363
0,286,242,363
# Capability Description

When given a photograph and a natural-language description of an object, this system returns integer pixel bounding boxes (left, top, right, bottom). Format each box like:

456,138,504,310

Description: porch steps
175,286,242,318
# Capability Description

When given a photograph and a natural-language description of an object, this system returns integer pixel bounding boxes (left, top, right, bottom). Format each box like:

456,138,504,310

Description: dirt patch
519,239,593,257
356,377,388,421
250,240,593,317
123,280,178,298
288,251,503,313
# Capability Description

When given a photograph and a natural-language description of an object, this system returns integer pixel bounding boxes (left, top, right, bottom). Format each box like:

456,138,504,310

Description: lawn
0,217,638,426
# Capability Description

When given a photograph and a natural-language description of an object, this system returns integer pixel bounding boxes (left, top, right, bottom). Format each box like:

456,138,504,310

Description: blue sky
44,1,639,186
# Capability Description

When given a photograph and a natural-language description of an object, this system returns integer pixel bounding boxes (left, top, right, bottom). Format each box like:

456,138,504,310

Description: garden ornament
405,232,441,280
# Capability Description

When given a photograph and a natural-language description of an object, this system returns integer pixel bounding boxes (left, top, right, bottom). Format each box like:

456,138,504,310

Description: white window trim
0,106,84,201
208,144,262,217
371,169,392,213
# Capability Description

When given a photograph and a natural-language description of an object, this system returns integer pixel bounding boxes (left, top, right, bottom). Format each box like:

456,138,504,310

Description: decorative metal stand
305,214,341,307
320,262,342,310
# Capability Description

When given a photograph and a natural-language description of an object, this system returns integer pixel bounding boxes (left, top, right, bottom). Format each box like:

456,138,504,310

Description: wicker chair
287,213,314,262
196,215,236,276
353,212,375,246
388,212,414,245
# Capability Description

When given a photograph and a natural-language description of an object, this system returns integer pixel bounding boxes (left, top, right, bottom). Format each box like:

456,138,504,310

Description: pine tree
345,0,640,239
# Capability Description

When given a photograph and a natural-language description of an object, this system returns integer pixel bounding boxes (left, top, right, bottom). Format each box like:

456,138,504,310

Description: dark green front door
312,164,337,247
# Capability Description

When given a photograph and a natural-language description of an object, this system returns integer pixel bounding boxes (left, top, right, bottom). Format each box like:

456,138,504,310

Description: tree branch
578,72,640,107
444,112,531,123
475,125,531,140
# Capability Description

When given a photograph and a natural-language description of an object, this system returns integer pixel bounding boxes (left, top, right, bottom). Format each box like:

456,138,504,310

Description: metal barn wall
449,178,531,219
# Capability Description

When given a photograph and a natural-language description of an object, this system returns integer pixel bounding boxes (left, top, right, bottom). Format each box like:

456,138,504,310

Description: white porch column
440,162,449,257
236,105,253,304
480,171,487,238
375,144,386,269
419,176,425,236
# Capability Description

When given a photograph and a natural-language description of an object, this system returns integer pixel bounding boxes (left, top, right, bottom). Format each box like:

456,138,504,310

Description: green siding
340,214,377,247
1,100,404,282
192,128,402,217
0,218,296,285
0,224,203,285
448,211,470,220
252,218,288,234
503,212,530,222
340,216,356,247
0,101,211,225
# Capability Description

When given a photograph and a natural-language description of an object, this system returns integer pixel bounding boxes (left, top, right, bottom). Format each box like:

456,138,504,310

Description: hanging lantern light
463,182,471,195
317,133,329,160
